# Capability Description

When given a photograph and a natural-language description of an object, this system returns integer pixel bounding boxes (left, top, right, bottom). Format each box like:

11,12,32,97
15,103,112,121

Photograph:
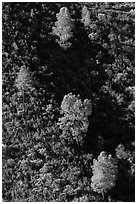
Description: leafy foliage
2,2,134,202
116,143,135,176
81,5,91,27
15,65,33,95
52,7,74,49
91,151,118,197
58,93,92,145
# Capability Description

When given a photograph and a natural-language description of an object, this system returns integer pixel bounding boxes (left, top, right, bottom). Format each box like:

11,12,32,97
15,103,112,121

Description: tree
15,65,33,95
58,93,92,146
52,7,74,49
116,143,135,176
91,151,118,199
81,5,91,27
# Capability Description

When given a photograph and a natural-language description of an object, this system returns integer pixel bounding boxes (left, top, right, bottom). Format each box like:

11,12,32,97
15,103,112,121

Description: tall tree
52,7,74,49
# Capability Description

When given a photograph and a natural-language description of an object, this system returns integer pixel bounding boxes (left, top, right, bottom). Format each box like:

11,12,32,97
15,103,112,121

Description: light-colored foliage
58,93,92,144
91,151,118,196
15,66,33,95
52,7,74,47
81,6,91,27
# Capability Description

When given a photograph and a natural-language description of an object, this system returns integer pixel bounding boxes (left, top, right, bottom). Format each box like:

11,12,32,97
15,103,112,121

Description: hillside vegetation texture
2,2,135,202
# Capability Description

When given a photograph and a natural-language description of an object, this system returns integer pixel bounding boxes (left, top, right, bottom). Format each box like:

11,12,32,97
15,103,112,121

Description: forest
2,2,135,202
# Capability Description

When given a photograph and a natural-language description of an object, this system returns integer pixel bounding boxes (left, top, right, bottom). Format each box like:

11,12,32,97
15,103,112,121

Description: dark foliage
2,2,134,202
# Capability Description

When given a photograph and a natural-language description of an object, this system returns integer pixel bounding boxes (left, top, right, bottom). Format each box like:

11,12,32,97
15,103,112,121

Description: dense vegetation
2,2,135,202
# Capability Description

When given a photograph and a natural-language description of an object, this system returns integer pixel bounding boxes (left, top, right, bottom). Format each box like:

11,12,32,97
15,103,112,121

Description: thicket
2,2,135,202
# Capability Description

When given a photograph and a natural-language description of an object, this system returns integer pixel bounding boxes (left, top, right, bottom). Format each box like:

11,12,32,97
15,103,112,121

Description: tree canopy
2,2,135,202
